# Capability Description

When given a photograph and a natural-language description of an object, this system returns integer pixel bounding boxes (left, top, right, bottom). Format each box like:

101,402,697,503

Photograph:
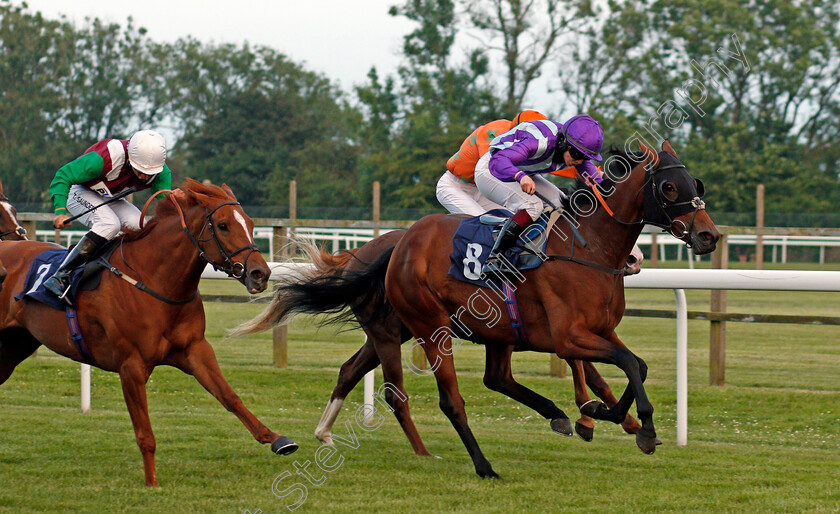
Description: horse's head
637,141,720,255
178,179,271,293
0,179,27,241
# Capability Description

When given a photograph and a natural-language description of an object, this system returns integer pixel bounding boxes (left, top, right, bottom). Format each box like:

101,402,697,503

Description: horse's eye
217,222,229,231
661,182,679,201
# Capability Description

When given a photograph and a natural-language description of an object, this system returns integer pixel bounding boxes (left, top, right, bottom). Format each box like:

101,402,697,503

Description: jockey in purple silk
474,114,605,273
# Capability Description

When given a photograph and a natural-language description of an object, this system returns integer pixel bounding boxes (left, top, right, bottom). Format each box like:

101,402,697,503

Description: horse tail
230,243,394,337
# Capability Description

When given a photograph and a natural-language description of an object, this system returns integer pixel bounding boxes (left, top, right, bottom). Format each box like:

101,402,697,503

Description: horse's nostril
250,270,265,282
627,256,638,265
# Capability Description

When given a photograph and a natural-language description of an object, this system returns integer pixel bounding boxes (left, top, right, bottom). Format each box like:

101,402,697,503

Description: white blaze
233,210,253,243
1,202,21,230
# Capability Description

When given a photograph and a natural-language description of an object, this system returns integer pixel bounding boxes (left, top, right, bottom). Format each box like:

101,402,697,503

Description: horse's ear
662,139,678,158
221,183,237,201
638,141,660,168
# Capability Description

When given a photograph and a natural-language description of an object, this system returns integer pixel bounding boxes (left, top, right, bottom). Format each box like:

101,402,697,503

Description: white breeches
435,171,504,216
66,185,141,240
473,153,564,222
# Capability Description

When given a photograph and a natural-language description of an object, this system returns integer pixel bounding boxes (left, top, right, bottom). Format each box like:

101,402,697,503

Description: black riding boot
482,217,527,274
43,232,108,301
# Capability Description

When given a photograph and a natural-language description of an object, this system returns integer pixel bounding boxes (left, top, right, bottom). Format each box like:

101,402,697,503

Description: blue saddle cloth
448,209,550,289
14,249,86,310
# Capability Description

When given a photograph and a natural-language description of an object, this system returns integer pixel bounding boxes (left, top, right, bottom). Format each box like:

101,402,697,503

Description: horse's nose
248,267,268,293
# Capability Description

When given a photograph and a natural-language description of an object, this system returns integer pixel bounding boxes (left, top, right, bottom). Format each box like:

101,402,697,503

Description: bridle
585,155,706,247
185,201,259,279
0,196,26,240
141,189,259,279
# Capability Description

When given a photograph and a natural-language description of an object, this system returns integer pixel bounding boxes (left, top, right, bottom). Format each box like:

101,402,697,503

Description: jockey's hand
519,175,536,194
53,214,70,229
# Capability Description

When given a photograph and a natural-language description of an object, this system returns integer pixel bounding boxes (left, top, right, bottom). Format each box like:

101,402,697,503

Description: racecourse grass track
1,261,839,512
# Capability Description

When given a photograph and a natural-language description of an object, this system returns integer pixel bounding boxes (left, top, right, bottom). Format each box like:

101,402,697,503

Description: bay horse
0,179,298,487
257,232,644,457
237,141,719,478
0,179,28,241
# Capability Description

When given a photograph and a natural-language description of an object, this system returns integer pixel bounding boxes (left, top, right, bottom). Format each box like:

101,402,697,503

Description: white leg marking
314,398,345,445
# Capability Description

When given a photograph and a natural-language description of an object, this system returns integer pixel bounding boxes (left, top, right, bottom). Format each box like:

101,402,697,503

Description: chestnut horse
0,179,27,241
0,180,297,487
238,142,719,478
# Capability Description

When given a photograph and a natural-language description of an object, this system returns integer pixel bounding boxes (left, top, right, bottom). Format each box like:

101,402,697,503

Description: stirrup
479,214,508,226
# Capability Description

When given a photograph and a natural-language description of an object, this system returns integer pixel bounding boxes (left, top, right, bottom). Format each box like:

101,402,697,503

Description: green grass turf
1,262,838,512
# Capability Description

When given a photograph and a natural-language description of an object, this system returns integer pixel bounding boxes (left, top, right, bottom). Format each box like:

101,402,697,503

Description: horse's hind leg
171,338,298,456
315,340,380,445
483,344,573,436
412,325,498,478
375,333,430,456
0,328,41,386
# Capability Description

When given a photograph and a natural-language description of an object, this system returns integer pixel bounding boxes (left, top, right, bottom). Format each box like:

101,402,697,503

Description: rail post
756,185,764,269
709,235,728,385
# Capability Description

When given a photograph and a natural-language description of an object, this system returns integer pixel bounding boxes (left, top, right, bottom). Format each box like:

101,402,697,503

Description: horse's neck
558,170,646,269
118,212,206,294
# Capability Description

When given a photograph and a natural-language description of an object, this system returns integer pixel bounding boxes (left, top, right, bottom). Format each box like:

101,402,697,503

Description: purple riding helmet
563,114,604,161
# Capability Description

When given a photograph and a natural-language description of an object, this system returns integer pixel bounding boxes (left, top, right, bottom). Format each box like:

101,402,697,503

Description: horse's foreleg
118,358,157,487
316,341,380,445
580,361,642,435
484,344,572,436
562,331,657,454
175,339,298,456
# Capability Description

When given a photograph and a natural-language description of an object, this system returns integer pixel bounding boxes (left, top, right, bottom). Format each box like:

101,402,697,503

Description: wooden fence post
410,342,428,371
755,184,764,269
650,232,658,268
709,235,728,385
549,355,567,377
21,220,36,241
289,180,297,257
373,181,381,239
272,224,289,368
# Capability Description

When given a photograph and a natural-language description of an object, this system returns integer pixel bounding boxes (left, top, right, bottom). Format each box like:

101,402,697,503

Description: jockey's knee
91,224,120,240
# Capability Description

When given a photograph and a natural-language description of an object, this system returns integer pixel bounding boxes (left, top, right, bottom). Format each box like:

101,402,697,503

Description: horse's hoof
315,432,334,446
635,432,657,455
478,468,501,479
574,421,594,442
271,436,299,456
579,400,610,420
550,417,573,436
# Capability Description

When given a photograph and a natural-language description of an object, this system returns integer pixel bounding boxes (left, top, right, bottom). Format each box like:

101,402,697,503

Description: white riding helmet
128,130,167,175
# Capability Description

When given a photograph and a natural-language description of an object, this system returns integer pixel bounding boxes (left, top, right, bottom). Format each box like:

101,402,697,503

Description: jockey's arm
150,164,173,193
49,153,107,215
488,135,536,182
574,159,604,184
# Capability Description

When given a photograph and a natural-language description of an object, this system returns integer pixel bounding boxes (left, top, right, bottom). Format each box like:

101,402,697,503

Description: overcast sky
21,0,416,92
